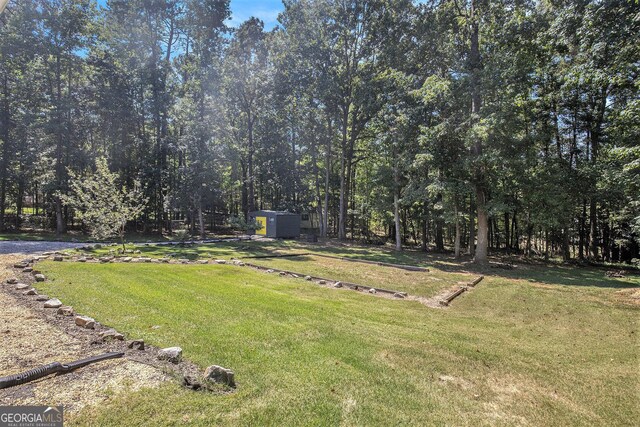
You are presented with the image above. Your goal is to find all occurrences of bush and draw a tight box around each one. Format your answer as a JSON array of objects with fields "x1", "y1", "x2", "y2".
[{"x1": 227, "y1": 216, "x2": 262, "y2": 233}]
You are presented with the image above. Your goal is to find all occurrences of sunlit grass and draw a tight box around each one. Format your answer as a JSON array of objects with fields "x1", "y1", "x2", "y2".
[{"x1": 35, "y1": 255, "x2": 639, "y2": 426}]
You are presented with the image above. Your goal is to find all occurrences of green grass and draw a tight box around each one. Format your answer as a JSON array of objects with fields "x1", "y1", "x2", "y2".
[{"x1": 35, "y1": 252, "x2": 639, "y2": 426}]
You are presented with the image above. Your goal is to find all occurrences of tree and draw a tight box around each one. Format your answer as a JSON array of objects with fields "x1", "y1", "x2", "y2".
[{"x1": 62, "y1": 157, "x2": 147, "y2": 250}]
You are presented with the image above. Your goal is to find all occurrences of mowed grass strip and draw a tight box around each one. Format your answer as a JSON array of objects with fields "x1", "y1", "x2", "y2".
[
  {"x1": 35, "y1": 261, "x2": 639, "y2": 426},
  {"x1": 245, "y1": 254, "x2": 469, "y2": 298}
]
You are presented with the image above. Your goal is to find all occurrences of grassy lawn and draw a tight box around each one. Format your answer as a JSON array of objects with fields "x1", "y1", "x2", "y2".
[{"x1": 35, "y1": 255, "x2": 639, "y2": 426}]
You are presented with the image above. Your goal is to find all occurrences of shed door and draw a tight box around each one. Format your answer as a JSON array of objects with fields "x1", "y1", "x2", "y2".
[{"x1": 255, "y1": 216, "x2": 267, "y2": 235}]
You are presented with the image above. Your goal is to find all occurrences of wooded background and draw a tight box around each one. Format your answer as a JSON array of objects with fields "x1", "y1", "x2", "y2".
[{"x1": 0, "y1": 0, "x2": 638, "y2": 263}]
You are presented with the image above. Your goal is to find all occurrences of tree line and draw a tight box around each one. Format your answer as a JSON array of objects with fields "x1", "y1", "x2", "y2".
[{"x1": 0, "y1": 0, "x2": 638, "y2": 263}]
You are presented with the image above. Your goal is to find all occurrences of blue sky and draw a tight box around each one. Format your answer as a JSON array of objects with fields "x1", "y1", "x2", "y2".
[
  {"x1": 96, "y1": 0, "x2": 284, "y2": 30},
  {"x1": 228, "y1": 0, "x2": 283, "y2": 30}
]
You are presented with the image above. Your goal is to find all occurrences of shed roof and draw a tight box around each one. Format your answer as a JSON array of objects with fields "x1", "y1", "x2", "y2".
[{"x1": 252, "y1": 210, "x2": 299, "y2": 216}]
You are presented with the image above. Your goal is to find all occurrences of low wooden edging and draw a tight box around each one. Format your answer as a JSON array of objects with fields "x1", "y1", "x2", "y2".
[
  {"x1": 438, "y1": 276, "x2": 484, "y2": 307},
  {"x1": 240, "y1": 261, "x2": 408, "y2": 298}
]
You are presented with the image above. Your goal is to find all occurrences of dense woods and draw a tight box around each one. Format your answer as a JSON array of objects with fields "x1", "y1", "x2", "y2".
[{"x1": 0, "y1": 0, "x2": 638, "y2": 263}]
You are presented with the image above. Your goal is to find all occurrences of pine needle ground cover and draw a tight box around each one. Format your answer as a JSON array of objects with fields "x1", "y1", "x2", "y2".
[{"x1": 35, "y1": 251, "x2": 639, "y2": 426}]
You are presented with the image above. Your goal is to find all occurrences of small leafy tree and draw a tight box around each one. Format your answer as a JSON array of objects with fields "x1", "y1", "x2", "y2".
[{"x1": 62, "y1": 158, "x2": 147, "y2": 251}]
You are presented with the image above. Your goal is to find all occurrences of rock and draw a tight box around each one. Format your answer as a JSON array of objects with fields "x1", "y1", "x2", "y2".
[
  {"x1": 44, "y1": 299, "x2": 63, "y2": 309},
  {"x1": 318, "y1": 280, "x2": 326, "y2": 285},
  {"x1": 179, "y1": 259, "x2": 190, "y2": 264},
  {"x1": 133, "y1": 250, "x2": 141, "y2": 254},
  {"x1": 266, "y1": 269, "x2": 274, "y2": 273},
  {"x1": 57, "y1": 306, "x2": 74, "y2": 316},
  {"x1": 151, "y1": 258, "x2": 160, "y2": 263},
  {"x1": 30, "y1": 270, "x2": 41, "y2": 275},
  {"x1": 6, "y1": 278, "x2": 18, "y2": 285},
  {"x1": 53, "y1": 255, "x2": 64, "y2": 261},
  {"x1": 34, "y1": 274, "x2": 46, "y2": 282},
  {"x1": 159, "y1": 258, "x2": 170, "y2": 263},
  {"x1": 23, "y1": 289, "x2": 38, "y2": 296},
  {"x1": 232, "y1": 260, "x2": 245, "y2": 266},
  {"x1": 279, "y1": 271, "x2": 286, "y2": 276},
  {"x1": 182, "y1": 375, "x2": 203, "y2": 390},
  {"x1": 74, "y1": 315, "x2": 96, "y2": 329},
  {"x1": 198, "y1": 260, "x2": 208, "y2": 264},
  {"x1": 333, "y1": 281, "x2": 342, "y2": 288},
  {"x1": 304, "y1": 275, "x2": 312, "y2": 281},
  {"x1": 291, "y1": 274, "x2": 299, "y2": 278},
  {"x1": 128, "y1": 339, "x2": 145, "y2": 350},
  {"x1": 35, "y1": 295, "x2": 49, "y2": 301},
  {"x1": 214, "y1": 259, "x2": 227, "y2": 264},
  {"x1": 15, "y1": 283, "x2": 30, "y2": 290},
  {"x1": 368, "y1": 288, "x2": 377, "y2": 294},
  {"x1": 204, "y1": 365, "x2": 236, "y2": 387},
  {"x1": 158, "y1": 347, "x2": 182, "y2": 363},
  {"x1": 77, "y1": 257, "x2": 87, "y2": 262},
  {"x1": 393, "y1": 292, "x2": 406, "y2": 299},
  {"x1": 100, "y1": 329, "x2": 124, "y2": 341},
  {"x1": 13, "y1": 263, "x2": 27, "y2": 269},
  {"x1": 23, "y1": 267, "x2": 33, "y2": 273},
  {"x1": 121, "y1": 257, "x2": 132, "y2": 262}
]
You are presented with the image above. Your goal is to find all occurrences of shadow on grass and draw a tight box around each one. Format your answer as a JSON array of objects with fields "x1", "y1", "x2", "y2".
[
  {"x1": 80, "y1": 238, "x2": 639, "y2": 290},
  {"x1": 295, "y1": 242, "x2": 639, "y2": 290}
]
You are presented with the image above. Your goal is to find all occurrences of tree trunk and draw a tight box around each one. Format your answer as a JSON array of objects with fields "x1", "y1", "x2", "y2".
[
  {"x1": 504, "y1": 212, "x2": 510, "y2": 251},
  {"x1": 421, "y1": 204, "x2": 428, "y2": 252},
  {"x1": 469, "y1": 1, "x2": 487, "y2": 264},
  {"x1": 247, "y1": 113, "x2": 255, "y2": 218},
  {"x1": 454, "y1": 203, "x2": 461, "y2": 259},
  {"x1": 55, "y1": 52, "x2": 66, "y2": 235},
  {"x1": 323, "y1": 119, "x2": 331, "y2": 237},
  {"x1": 589, "y1": 199, "x2": 598, "y2": 259},
  {"x1": 468, "y1": 197, "x2": 475, "y2": 255},
  {"x1": 0, "y1": 71, "x2": 9, "y2": 232},
  {"x1": 393, "y1": 157, "x2": 402, "y2": 252},
  {"x1": 579, "y1": 199, "x2": 586, "y2": 259},
  {"x1": 562, "y1": 227, "x2": 571, "y2": 261},
  {"x1": 198, "y1": 197, "x2": 205, "y2": 239}
]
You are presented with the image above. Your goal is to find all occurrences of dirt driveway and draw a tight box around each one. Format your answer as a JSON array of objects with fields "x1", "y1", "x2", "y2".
[{"x1": 0, "y1": 241, "x2": 88, "y2": 255}]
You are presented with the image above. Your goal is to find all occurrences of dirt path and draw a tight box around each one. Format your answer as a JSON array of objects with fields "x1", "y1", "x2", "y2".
[{"x1": 0, "y1": 254, "x2": 169, "y2": 413}]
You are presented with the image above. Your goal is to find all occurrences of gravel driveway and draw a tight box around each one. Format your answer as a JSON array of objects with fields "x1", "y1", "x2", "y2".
[{"x1": 0, "y1": 241, "x2": 88, "y2": 254}]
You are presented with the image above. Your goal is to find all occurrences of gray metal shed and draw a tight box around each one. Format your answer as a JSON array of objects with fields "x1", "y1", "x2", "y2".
[{"x1": 249, "y1": 210, "x2": 301, "y2": 239}]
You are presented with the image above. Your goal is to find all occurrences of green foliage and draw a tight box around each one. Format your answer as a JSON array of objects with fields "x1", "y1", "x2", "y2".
[
  {"x1": 0, "y1": 0, "x2": 638, "y2": 261},
  {"x1": 61, "y1": 158, "x2": 147, "y2": 247},
  {"x1": 226, "y1": 215, "x2": 262, "y2": 233}
]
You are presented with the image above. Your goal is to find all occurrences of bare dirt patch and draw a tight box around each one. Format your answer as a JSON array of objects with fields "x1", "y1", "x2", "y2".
[{"x1": 614, "y1": 287, "x2": 640, "y2": 306}]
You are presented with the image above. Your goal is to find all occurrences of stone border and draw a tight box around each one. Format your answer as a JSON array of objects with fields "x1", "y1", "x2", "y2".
[
  {"x1": 239, "y1": 261, "x2": 408, "y2": 299},
  {"x1": 36, "y1": 251, "x2": 464, "y2": 307},
  {"x1": 2, "y1": 255, "x2": 237, "y2": 392},
  {"x1": 42, "y1": 253, "x2": 411, "y2": 300}
]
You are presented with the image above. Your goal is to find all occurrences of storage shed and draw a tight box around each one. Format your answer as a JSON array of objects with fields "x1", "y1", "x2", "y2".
[{"x1": 249, "y1": 210, "x2": 301, "y2": 239}]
